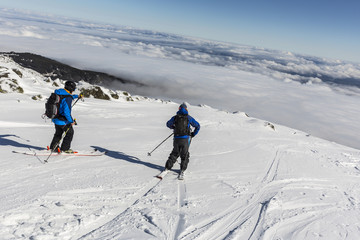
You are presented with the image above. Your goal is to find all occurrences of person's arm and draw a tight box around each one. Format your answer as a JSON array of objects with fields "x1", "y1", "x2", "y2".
[
  {"x1": 166, "y1": 116, "x2": 176, "y2": 129},
  {"x1": 189, "y1": 116, "x2": 200, "y2": 137},
  {"x1": 62, "y1": 98, "x2": 74, "y2": 124}
]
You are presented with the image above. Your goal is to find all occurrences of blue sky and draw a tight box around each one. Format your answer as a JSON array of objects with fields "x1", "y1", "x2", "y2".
[{"x1": 0, "y1": 0, "x2": 359, "y2": 62}]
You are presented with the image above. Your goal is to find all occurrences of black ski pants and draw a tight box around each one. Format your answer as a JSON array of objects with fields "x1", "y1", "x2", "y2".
[
  {"x1": 50, "y1": 124, "x2": 74, "y2": 151},
  {"x1": 165, "y1": 138, "x2": 190, "y2": 171}
]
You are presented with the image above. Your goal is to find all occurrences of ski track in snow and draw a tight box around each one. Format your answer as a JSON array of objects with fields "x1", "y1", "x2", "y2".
[
  {"x1": 78, "y1": 170, "x2": 188, "y2": 240},
  {"x1": 174, "y1": 178, "x2": 187, "y2": 239},
  {"x1": 178, "y1": 148, "x2": 282, "y2": 240},
  {"x1": 77, "y1": 172, "x2": 166, "y2": 239}
]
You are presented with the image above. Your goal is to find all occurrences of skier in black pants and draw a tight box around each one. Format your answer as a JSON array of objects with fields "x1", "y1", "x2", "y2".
[
  {"x1": 49, "y1": 81, "x2": 80, "y2": 153},
  {"x1": 165, "y1": 103, "x2": 200, "y2": 178}
]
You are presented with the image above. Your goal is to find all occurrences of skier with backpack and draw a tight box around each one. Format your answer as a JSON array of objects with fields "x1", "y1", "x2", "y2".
[
  {"x1": 47, "y1": 80, "x2": 81, "y2": 153},
  {"x1": 165, "y1": 103, "x2": 200, "y2": 179}
]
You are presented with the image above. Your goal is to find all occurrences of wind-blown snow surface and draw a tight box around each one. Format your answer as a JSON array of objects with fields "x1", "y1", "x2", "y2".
[
  {"x1": 1, "y1": 55, "x2": 360, "y2": 240},
  {"x1": 1, "y1": 8, "x2": 360, "y2": 150}
]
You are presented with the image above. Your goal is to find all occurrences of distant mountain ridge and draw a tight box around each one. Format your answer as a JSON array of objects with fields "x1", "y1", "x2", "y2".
[{"x1": 1, "y1": 52, "x2": 143, "y2": 87}]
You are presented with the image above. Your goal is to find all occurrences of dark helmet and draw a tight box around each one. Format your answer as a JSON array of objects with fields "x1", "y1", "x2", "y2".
[
  {"x1": 65, "y1": 80, "x2": 76, "y2": 92},
  {"x1": 179, "y1": 103, "x2": 187, "y2": 110}
]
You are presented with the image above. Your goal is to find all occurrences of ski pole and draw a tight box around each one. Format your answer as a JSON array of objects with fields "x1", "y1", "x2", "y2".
[
  {"x1": 71, "y1": 93, "x2": 84, "y2": 108},
  {"x1": 44, "y1": 121, "x2": 76, "y2": 163},
  {"x1": 148, "y1": 133, "x2": 174, "y2": 156},
  {"x1": 72, "y1": 96, "x2": 81, "y2": 107}
]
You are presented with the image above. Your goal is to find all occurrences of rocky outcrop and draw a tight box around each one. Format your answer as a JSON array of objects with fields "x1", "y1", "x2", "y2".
[{"x1": 2, "y1": 52, "x2": 143, "y2": 87}]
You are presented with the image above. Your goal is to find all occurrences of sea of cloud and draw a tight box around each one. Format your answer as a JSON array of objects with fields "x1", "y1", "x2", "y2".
[{"x1": 1, "y1": 8, "x2": 360, "y2": 149}]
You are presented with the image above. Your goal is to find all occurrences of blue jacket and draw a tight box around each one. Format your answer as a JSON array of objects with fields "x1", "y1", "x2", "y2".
[
  {"x1": 167, "y1": 107, "x2": 200, "y2": 139},
  {"x1": 52, "y1": 88, "x2": 79, "y2": 126}
]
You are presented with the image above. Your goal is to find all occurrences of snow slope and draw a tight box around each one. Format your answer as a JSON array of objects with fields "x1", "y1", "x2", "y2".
[{"x1": 1, "y1": 57, "x2": 360, "y2": 240}]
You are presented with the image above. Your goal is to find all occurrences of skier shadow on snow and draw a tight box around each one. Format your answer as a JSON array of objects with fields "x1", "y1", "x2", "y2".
[
  {"x1": 1, "y1": 134, "x2": 43, "y2": 150},
  {"x1": 91, "y1": 146, "x2": 163, "y2": 171}
]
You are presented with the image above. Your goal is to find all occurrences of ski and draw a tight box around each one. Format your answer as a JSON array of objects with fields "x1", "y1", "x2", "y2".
[
  {"x1": 155, "y1": 169, "x2": 169, "y2": 180},
  {"x1": 13, "y1": 149, "x2": 106, "y2": 157}
]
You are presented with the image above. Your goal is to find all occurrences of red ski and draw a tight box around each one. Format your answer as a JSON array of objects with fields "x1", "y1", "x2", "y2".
[{"x1": 13, "y1": 149, "x2": 106, "y2": 157}]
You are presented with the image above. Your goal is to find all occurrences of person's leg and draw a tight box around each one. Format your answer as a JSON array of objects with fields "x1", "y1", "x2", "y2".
[
  {"x1": 179, "y1": 138, "x2": 190, "y2": 171},
  {"x1": 50, "y1": 124, "x2": 64, "y2": 150},
  {"x1": 60, "y1": 125, "x2": 74, "y2": 151},
  {"x1": 165, "y1": 139, "x2": 180, "y2": 170}
]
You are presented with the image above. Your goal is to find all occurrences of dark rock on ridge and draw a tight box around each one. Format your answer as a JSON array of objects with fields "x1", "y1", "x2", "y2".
[{"x1": 2, "y1": 52, "x2": 143, "y2": 87}]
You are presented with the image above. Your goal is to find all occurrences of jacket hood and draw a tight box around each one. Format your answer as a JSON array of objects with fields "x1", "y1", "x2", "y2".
[
  {"x1": 177, "y1": 107, "x2": 188, "y2": 115},
  {"x1": 55, "y1": 88, "x2": 72, "y2": 96}
]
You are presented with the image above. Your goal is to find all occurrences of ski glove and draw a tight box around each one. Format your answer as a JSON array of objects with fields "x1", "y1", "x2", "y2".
[{"x1": 191, "y1": 132, "x2": 195, "y2": 138}]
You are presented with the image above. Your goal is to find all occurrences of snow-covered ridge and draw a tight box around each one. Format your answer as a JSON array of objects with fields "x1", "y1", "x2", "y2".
[{"x1": 0, "y1": 54, "x2": 145, "y2": 102}]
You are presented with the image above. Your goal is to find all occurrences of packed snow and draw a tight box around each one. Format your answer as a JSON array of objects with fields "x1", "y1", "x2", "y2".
[{"x1": 1, "y1": 52, "x2": 360, "y2": 240}]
